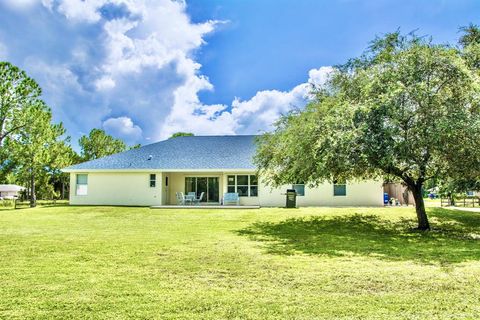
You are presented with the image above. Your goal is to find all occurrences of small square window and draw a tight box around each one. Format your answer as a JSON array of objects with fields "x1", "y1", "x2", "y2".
[
  {"x1": 292, "y1": 184, "x2": 305, "y2": 196},
  {"x1": 333, "y1": 184, "x2": 346, "y2": 196},
  {"x1": 249, "y1": 186, "x2": 258, "y2": 197},
  {"x1": 237, "y1": 175, "x2": 248, "y2": 185},
  {"x1": 227, "y1": 175, "x2": 236, "y2": 186},
  {"x1": 227, "y1": 186, "x2": 236, "y2": 193}
]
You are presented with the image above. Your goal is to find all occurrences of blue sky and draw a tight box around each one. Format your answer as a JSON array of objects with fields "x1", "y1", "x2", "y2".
[{"x1": 0, "y1": 0, "x2": 478, "y2": 148}]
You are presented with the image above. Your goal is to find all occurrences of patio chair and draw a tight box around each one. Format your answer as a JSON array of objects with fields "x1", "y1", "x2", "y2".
[
  {"x1": 223, "y1": 193, "x2": 240, "y2": 206},
  {"x1": 176, "y1": 192, "x2": 186, "y2": 205},
  {"x1": 192, "y1": 192, "x2": 204, "y2": 205}
]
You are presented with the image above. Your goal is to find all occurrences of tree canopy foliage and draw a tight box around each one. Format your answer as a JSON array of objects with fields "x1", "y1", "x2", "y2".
[
  {"x1": 6, "y1": 105, "x2": 72, "y2": 206},
  {"x1": 169, "y1": 132, "x2": 194, "y2": 139},
  {"x1": 255, "y1": 31, "x2": 480, "y2": 230},
  {"x1": 79, "y1": 129, "x2": 128, "y2": 161},
  {"x1": 0, "y1": 62, "x2": 43, "y2": 147}
]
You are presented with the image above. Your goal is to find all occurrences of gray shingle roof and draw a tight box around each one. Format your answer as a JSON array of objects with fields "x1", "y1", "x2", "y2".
[{"x1": 64, "y1": 135, "x2": 259, "y2": 171}]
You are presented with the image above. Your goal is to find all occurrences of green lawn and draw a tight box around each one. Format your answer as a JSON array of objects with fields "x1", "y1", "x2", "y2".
[{"x1": 0, "y1": 206, "x2": 479, "y2": 319}]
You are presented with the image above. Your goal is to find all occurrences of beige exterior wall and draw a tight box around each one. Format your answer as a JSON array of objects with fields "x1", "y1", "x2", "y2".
[
  {"x1": 257, "y1": 179, "x2": 383, "y2": 207},
  {"x1": 69, "y1": 170, "x2": 383, "y2": 207},
  {"x1": 69, "y1": 172, "x2": 163, "y2": 206}
]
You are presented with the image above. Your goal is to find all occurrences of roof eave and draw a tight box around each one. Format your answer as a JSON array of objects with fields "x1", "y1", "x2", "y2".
[{"x1": 62, "y1": 168, "x2": 257, "y2": 173}]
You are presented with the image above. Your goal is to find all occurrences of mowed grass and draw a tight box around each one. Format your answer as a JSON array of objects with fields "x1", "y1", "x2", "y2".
[{"x1": 0, "y1": 206, "x2": 479, "y2": 319}]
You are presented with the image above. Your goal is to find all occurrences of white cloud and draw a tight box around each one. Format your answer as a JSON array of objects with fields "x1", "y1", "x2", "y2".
[
  {"x1": 99, "y1": 1, "x2": 217, "y2": 77},
  {"x1": 95, "y1": 75, "x2": 116, "y2": 90},
  {"x1": 160, "y1": 66, "x2": 334, "y2": 139},
  {"x1": 308, "y1": 66, "x2": 333, "y2": 85},
  {"x1": 3, "y1": 0, "x2": 333, "y2": 147},
  {"x1": 103, "y1": 116, "x2": 143, "y2": 144},
  {"x1": 56, "y1": 0, "x2": 105, "y2": 23}
]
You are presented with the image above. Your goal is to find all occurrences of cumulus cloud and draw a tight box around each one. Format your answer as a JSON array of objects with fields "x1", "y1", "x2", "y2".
[
  {"x1": 103, "y1": 116, "x2": 143, "y2": 144},
  {"x1": 0, "y1": 0, "x2": 332, "y2": 148},
  {"x1": 95, "y1": 75, "x2": 116, "y2": 91},
  {"x1": 160, "y1": 66, "x2": 333, "y2": 138},
  {"x1": 56, "y1": 0, "x2": 105, "y2": 23}
]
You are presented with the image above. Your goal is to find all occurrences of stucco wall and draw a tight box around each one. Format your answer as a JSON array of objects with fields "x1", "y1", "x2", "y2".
[
  {"x1": 257, "y1": 180, "x2": 384, "y2": 207},
  {"x1": 69, "y1": 172, "x2": 163, "y2": 206},
  {"x1": 220, "y1": 173, "x2": 382, "y2": 207},
  {"x1": 68, "y1": 171, "x2": 383, "y2": 207}
]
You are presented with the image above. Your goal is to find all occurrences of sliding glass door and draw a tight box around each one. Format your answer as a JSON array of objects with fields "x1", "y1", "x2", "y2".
[{"x1": 185, "y1": 177, "x2": 219, "y2": 203}]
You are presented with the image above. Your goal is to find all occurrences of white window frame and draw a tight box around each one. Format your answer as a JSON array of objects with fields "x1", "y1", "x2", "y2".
[
  {"x1": 76, "y1": 174, "x2": 88, "y2": 196},
  {"x1": 333, "y1": 181, "x2": 347, "y2": 197},
  {"x1": 292, "y1": 184, "x2": 305, "y2": 196},
  {"x1": 150, "y1": 174, "x2": 156, "y2": 188},
  {"x1": 227, "y1": 174, "x2": 258, "y2": 197}
]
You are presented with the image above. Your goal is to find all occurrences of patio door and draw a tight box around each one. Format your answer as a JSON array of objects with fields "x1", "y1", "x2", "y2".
[{"x1": 185, "y1": 177, "x2": 219, "y2": 203}]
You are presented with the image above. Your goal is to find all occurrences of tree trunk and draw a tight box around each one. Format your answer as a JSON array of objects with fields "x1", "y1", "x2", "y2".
[
  {"x1": 30, "y1": 171, "x2": 36, "y2": 208},
  {"x1": 410, "y1": 184, "x2": 430, "y2": 230}
]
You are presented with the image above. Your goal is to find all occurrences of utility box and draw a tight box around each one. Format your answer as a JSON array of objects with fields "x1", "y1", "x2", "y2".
[{"x1": 285, "y1": 189, "x2": 297, "y2": 208}]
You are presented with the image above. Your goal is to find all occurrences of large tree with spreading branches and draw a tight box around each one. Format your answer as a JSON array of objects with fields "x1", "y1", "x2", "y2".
[{"x1": 255, "y1": 31, "x2": 480, "y2": 230}]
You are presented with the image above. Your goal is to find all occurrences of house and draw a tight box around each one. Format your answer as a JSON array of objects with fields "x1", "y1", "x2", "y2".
[
  {"x1": 62, "y1": 135, "x2": 383, "y2": 207},
  {"x1": 0, "y1": 184, "x2": 25, "y2": 199}
]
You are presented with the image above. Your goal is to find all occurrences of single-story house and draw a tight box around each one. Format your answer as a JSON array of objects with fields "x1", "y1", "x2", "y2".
[
  {"x1": 0, "y1": 184, "x2": 25, "y2": 199},
  {"x1": 62, "y1": 135, "x2": 383, "y2": 207}
]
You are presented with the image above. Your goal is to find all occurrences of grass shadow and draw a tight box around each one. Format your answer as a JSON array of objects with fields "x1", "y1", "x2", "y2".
[{"x1": 237, "y1": 209, "x2": 480, "y2": 264}]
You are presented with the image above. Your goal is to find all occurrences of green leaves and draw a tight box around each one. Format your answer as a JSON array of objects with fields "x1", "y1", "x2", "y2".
[
  {"x1": 0, "y1": 62, "x2": 42, "y2": 145},
  {"x1": 79, "y1": 129, "x2": 128, "y2": 161},
  {"x1": 255, "y1": 31, "x2": 480, "y2": 229}
]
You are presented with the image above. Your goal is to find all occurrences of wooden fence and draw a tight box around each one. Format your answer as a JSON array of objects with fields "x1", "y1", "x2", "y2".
[{"x1": 440, "y1": 196, "x2": 480, "y2": 207}]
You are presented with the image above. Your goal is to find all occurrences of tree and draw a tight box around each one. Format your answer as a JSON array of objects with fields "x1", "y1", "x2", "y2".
[
  {"x1": 255, "y1": 32, "x2": 480, "y2": 230},
  {"x1": 6, "y1": 104, "x2": 69, "y2": 207},
  {"x1": 79, "y1": 129, "x2": 127, "y2": 161},
  {"x1": 169, "y1": 132, "x2": 194, "y2": 139},
  {"x1": 459, "y1": 24, "x2": 480, "y2": 47},
  {"x1": 0, "y1": 62, "x2": 42, "y2": 147},
  {"x1": 459, "y1": 24, "x2": 480, "y2": 70}
]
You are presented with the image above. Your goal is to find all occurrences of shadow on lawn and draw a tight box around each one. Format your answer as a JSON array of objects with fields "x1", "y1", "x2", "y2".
[{"x1": 237, "y1": 208, "x2": 480, "y2": 264}]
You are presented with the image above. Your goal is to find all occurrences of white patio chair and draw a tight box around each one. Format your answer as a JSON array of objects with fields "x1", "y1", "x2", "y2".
[
  {"x1": 193, "y1": 192, "x2": 204, "y2": 205},
  {"x1": 176, "y1": 192, "x2": 187, "y2": 205}
]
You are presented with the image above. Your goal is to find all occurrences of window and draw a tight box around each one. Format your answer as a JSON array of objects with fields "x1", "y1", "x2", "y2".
[
  {"x1": 333, "y1": 180, "x2": 346, "y2": 196},
  {"x1": 249, "y1": 175, "x2": 258, "y2": 197},
  {"x1": 237, "y1": 175, "x2": 249, "y2": 197},
  {"x1": 150, "y1": 174, "x2": 156, "y2": 188},
  {"x1": 292, "y1": 184, "x2": 305, "y2": 196},
  {"x1": 227, "y1": 175, "x2": 258, "y2": 197},
  {"x1": 76, "y1": 174, "x2": 88, "y2": 196},
  {"x1": 165, "y1": 176, "x2": 169, "y2": 187},
  {"x1": 227, "y1": 175, "x2": 236, "y2": 193}
]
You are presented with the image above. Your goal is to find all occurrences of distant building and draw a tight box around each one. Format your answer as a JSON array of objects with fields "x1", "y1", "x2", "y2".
[{"x1": 0, "y1": 184, "x2": 26, "y2": 198}]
